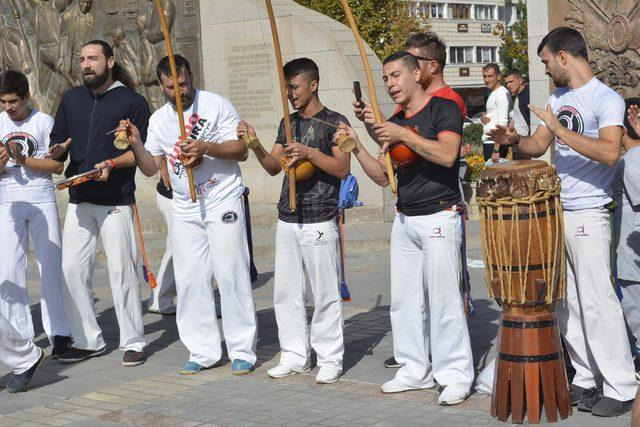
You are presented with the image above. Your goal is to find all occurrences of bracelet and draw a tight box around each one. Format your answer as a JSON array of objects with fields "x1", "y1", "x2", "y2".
[{"x1": 106, "y1": 159, "x2": 116, "y2": 170}]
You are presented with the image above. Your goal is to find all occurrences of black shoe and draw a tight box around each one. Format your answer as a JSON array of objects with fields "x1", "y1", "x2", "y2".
[
  {"x1": 591, "y1": 396, "x2": 634, "y2": 417},
  {"x1": 51, "y1": 336, "x2": 73, "y2": 359},
  {"x1": 58, "y1": 346, "x2": 106, "y2": 363},
  {"x1": 569, "y1": 384, "x2": 587, "y2": 405},
  {"x1": 122, "y1": 350, "x2": 146, "y2": 367},
  {"x1": 7, "y1": 348, "x2": 44, "y2": 393},
  {"x1": 576, "y1": 386, "x2": 603, "y2": 412},
  {"x1": 384, "y1": 357, "x2": 401, "y2": 368}
]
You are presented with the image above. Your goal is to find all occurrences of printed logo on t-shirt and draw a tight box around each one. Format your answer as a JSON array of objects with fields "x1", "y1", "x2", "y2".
[
  {"x1": 1, "y1": 131, "x2": 38, "y2": 166},
  {"x1": 555, "y1": 106, "x2": 584, "y2": 150},
  {"x1": 168, "y1": 113, "x2": 214, "y2": 178}
]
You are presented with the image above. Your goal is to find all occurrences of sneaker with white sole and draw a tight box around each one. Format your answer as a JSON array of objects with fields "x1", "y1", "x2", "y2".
[
  {"x1": 316, "y1": 366, "x2": 341, "y2": 384},
  {"x1": 438, "y1": 386, "x2": 471, "y2": 405},
  {"x1": 267, "y1": 363, "x2": 311, "y2": 379},
  {"x1": 380, "y1": 377, "x2": 436, "y2": 393}
]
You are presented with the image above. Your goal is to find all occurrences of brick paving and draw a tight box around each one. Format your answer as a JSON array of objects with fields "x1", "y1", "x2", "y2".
[{"x1": 0, "y1": 222, "x2": 633, "y2": 426}]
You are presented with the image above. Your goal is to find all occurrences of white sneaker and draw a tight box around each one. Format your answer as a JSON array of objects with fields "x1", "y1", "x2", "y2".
[
  {"x1": 380, "y1": 377, "x2": 436, "y2": 393},
  {"x1": 316, "y1": 366, "x2": 341, "y2": 384},
  {"x1": 267, "y1": 363, "x2": 311, "y2": 379},
  {"x1": 438, "y1": 386, "x2": 471, "y2": 405}
]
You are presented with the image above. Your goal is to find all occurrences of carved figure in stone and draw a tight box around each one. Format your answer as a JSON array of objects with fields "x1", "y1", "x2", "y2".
[
  {"x1": 23, "y1": 0, "x2": 70, "y2": 112},
  {"x1": 136, "y1": 14, "x2": 164, "y2": 111},
  {"x1": 0, "y1": 15, "x2": 31, "y2": 74},
  {"x1": 60, "y1": 0, "x2": 94, "y2": 84},
  {"x1": 145, "y1": 0, "x2": 176, "y2": 46},
  {"x1": 112, "y1": 27, "x2": 140, "y2": 91},
  {"x1": 567, "y1": 0, "x2": 640, "y2": 96}
]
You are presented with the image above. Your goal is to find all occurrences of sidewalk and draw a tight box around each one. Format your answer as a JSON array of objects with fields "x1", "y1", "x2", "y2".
[{"x1": 0, "y1": 223, "x2": 632, "y2": 426}]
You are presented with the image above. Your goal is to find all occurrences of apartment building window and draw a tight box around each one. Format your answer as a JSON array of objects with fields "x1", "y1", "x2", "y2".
[
  {"x1": 448, "y1": 3, "x2": 471, "y2": 19},
  {"x1": 476, "y1": 46, "x2": 497, "y2": 63},
  {"x1": 428, "y1": 3, "x2": 445, "y2": 19},
  {"x1": 405, "y1": 1, "x2": 429, "y2": 18},
  {"x1": 450, "y1": 46, "x2": 474, "y2": 64},
  {"x1": 475, "y1": 5, "x2": 495, "y2": 20}
]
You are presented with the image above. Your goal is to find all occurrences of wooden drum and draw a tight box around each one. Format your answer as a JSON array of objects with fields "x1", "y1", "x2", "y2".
[{"x1": 476, "y1": 160, "x2": 571, "y2": 424}]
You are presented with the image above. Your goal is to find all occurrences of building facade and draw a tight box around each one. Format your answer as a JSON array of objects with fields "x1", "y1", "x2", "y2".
[{"x1": 403, "y1": 1, "x2": 522, "y2": 115}]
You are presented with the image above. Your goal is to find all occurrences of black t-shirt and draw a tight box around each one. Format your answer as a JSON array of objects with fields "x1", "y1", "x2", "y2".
[
  {"x1": 390, "y1": 97, "x2": 462, "y2": 216},
  {"x1": 276, "y1": 107, "x2": 349, "y2": 224},
  {"x1": 517, "y1": 86, "x2": 531, "y2": 129}
]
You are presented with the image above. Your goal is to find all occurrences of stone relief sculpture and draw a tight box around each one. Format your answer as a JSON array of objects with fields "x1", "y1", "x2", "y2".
[
  {"x1": 136, "y1": 14, "x2": 165, "y2": 111},
  {"x1": 566, "y1": 0, "x2": 640, "y2": 97},
  {"x1": 60, "y1": 0, "x2": 94, "y2": 84},
  {"x1": 112, "y1": 27, "x2": 140, "y2": 90},
  {"x1": 145, "y1": 0, "x2": 176, "y2": 46},
  {"x1": 0, "y1": 0, "x2": 198, "y2": 114}
]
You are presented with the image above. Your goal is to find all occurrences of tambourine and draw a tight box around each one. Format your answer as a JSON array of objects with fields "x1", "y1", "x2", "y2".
[{"x1": 51, "y1": 168, "x2": 101, "y2": 191}]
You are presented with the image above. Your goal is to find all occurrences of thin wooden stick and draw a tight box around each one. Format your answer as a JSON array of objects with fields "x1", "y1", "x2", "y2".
[
  {"x1": 339, "y1": 0, "x2": 397, "y2": 194},
  {"x1": 266, "y1": 0, "x2": 296, "y2": 212},
  {"x1": 133, "y1": 204, "x2": 157, "y2": 290},
  {"x1": 299, "y1": 114, "x2": 340, "y2": 129},
  {"x1": 156, "y1": 0, "x2": 197, "y2": 202}
]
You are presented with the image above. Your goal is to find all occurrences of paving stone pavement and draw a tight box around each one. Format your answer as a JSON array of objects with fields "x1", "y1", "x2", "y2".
[{"x1": 0, "y1": 221, "x2": 633, "y2": 426}]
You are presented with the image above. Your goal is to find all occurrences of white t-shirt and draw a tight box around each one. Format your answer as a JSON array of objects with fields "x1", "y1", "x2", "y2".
[
  {"x1": 482, "y1": 85, "x2": 510, "y2": 143},
  {"x1": 0, "y1": 110, "x2": 56, "y2": 204},
  {"x1": 545, "y1": 77, "x2": 625, "y2": 210},
  {"x1": 145, "y1": 90, "x2": 244, "y2": 217}
]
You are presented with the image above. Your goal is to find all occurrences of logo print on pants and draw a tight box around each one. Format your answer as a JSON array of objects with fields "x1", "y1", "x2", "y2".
[
  {"x1": 221, "y1": 211, "x2": 238, "y2": 224},
  {"x1": 574, "y1": 224, "x2": 589, "y2": 237},
  {"x1": 431, "y1": 227, "x2": 444, "y2": 239},
  {"x1": 313, "y1": 230, "x2": 327, "y2": 246}
]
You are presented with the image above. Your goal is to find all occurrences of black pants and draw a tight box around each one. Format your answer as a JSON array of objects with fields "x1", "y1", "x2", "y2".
[{"x1": 483, "y1": 143, "x2": 509, "y2": 161}]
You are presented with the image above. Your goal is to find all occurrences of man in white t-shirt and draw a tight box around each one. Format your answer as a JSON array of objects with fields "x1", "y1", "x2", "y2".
[
  {"x1": 481, "y1": 63, "x2": 510, "y2": 161},
  {"x1": 489, "y1": 27, "x2": 636, "y2": 417},
  {"x1": 0, "y1": 70, "x2": 71, "y2": 359},
  {"x1": 121, "y1": 55, "x2": 257, "y2": 376}
]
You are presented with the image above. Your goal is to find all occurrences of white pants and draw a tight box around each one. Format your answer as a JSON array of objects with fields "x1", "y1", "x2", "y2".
[
  {"x1": 0, "y1": 313, "x2": 41, "y2": 374},
  {"x1": 149, "y1": 193, "x2": 176, "y2": 311},
  {"x1": 172, "y1": 196, "x2": 257, "y2": 367},
  {"x1": 620, "y1": 280, "x2": 640, "y2": 356},
  {"x1": 0, "y1": 202, "x2": 69, "y2": 342},
  {"x1": 274, "y1": 219, "x2": 344, "y2": 370},
  {"x1": 390, "y1": 210, "x2": 474, "y2": 392},
  {"x1": 558, "y1": 208, "x2": 636, "y2": 401},
  {"x1": 61, "y1": 202, "x2": 145, "y2": 352}
]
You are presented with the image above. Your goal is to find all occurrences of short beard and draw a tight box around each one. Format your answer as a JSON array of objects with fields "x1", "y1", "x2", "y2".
[{"x1": 83, "y1": 69, "x2": 109, "y2": 90}]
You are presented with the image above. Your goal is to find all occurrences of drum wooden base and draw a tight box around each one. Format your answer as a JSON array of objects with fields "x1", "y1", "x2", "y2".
[{"x1": 491, "y1": 310, "x2": 572, "y2": 424}]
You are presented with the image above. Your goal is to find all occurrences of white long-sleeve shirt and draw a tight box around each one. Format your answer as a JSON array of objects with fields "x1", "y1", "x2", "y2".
[{"x1": 482, "y1": 85, "x2": 510, "y2": 143}]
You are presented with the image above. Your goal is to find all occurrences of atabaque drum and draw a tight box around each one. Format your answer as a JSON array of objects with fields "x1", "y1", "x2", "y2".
[
  {"x1": 476, "y1": 160, "x2": 571, "y2": 424},
  {"x1": 476, "y1": 160, "x2": 565, "y2": 307}
]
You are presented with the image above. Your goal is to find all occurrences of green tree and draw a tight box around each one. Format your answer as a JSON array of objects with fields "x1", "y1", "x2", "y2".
[
  {"x1": 294, "y1": 0, "x2": 425, "y2": 60},
  {"x1": 493, "y1": 1, "x2": 528, "y2": 76}
]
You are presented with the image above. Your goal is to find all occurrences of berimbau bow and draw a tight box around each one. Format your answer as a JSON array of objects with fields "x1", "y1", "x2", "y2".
[
  {"x1": 155, "y1": 0, "x2": 197, "y2": 202},
  {"x1": 340, "y1": 0, "x2": 397, "y2": 195},
  {"x1": 265, "y1": 0, "x2": 297, "y2": 213}
]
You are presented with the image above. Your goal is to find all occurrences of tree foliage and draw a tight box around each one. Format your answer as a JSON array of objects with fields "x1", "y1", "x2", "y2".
[
  {"x1": 493, "y1": 1, "x2": 528, "y2": 77},
  {"x1": 294, "y1": 0, "x2": 425, "y2": 60}
]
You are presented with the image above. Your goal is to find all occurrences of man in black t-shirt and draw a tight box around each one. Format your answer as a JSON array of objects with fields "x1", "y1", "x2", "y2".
[
  {"x1": 237, "y1": 58, "x2": 350, "y2": 384},
  {"x1": 337, "y1": 52, "x2": 474, "y2": 405}
]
